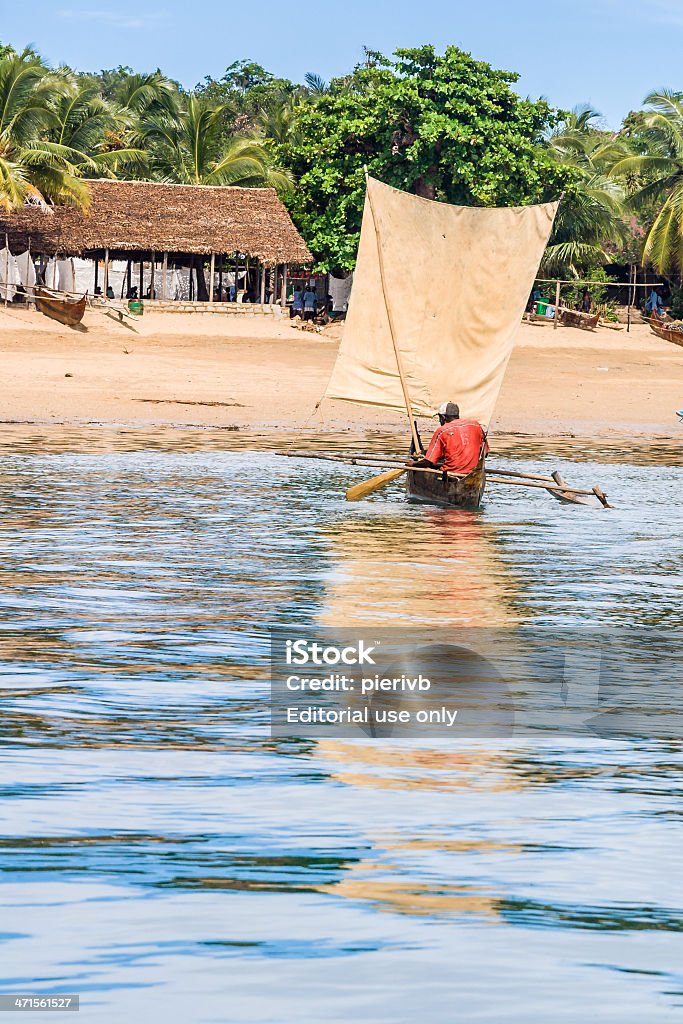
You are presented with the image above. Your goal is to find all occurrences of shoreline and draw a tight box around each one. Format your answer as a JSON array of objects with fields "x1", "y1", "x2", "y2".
[{"x1": 1, "y1": 308, "x2": 682, "y2": 447}]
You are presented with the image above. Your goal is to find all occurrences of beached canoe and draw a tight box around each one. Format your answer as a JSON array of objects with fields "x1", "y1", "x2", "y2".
[
  {"x1": 35, "y1": 287, "x2": 87, "y2": 327},
  {"x1": 649, "y1": 318, "x2": 683, "y2": 348},
  {"x1": 406, "y1": 454, "x2": 486, "y2": 509},
  {"x1": 557, "y1": 307, "x2": 599, "y2": 330}
]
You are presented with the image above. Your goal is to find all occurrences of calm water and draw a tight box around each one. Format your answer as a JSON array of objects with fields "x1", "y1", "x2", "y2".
[{"x1": 0, "y1": 427, "x2": 682, "y2": 1022}]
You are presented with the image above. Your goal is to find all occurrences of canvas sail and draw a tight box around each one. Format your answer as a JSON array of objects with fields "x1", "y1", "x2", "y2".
[{"x1": 324, "y1": 177, "x2": 558, "y2": 426}]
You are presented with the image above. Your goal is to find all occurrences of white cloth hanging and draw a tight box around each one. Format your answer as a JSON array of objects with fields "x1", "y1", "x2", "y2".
[
  {"x1": 14, "y1": 251, "x2": 37, "y2": 300},
  {"x1": 0, "y1": 247, "x2": 19, "y2": 303},
  {"x1": 57, "y1": 258, "x2": 75, "y2": 294},
  {"x1": 44, "y1": 258, "x2": 58, "y2": 289},
  {"x1": 73, "y1": 258, "x2": 96, "y2": 295}
]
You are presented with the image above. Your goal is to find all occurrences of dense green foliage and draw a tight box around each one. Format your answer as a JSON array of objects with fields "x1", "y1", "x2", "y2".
[
  {"x1": 278, "y1": 46, "x2": 570, "y2": 269},
  {"x1": 2, "y1": 39, "x2": 683, "y2": 278}
]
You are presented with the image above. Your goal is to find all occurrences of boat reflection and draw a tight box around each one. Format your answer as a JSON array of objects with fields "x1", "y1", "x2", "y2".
[
  {"x1": 312, "y1": 504, "x2": 526, "y2": 918},
  {"x1": 319, "y1": 505, "x2": 520, "y2": 628}
]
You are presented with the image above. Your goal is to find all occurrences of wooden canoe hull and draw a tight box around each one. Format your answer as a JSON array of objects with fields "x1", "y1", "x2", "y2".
[
  {"x1": 35, "y1": 288, "x2": 86, "y2": 326},
  {"x1": 557, "y1": 308, "x2": 599, "y2": 330},
  {"x1": 406, "y1": 455, "x2": 486, "y2": 509},
  {"x1": 649, "y1": 319, "x2": 683, "y2": 348}
]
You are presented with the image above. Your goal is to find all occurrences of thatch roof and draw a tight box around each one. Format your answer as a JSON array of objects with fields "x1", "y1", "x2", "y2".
[{"x1": 0, "y1": 179, "x2": 311, "y2": 265}]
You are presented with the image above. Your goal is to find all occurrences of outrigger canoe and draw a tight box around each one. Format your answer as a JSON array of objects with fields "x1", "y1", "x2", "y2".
[
  {"x1": 297, "y1": 176, "x2": 608, "y2": 509},
  {"x1": 35, "y1": 287, "x2": 86, "y2": 327},
  {"x1": 406, "y1": 454, "x2": 487, "y2": 509}
]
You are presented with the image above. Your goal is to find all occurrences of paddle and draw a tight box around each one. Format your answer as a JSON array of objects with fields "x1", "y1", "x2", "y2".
[{"x1": 345, "y1": 467, "x2": 406, "y2": 501}]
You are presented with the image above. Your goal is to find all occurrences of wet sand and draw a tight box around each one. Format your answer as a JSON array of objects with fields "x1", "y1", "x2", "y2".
[{"x1": 1, "y1": 305, "x2": 681, "y2": 441}]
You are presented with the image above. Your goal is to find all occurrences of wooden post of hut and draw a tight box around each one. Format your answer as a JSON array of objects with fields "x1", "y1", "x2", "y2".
[
  {"x1": 627, "y1": 263, "x2": 635, "y2": 333},
  {"x1": 139, "y1": 259, "x2": 143, "y2": 301},
  {"x1": 150, "y1": 251, "x2": 155, "y2": 300},
  {"x1": 260, "y1": 264, "x2": 266, "y2": 305},
  {"x1": 3, "y1": 234, "x2": 8, "y2": 308},
  {"x1": 162, "y1": 252, "x2": 168, "y2": 300},
  {"x1": 281, "y1": 265, "x2": 288, "y2": 308},
  {"x1": 103, "y1": 248, "x2": 110, "y2": 300},
  {"x1": 209, "y1": 253, "x2": 215, "y2": 303}
]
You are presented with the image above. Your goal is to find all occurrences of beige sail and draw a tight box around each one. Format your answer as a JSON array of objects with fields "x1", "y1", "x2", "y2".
[{"x1": 324, "y1": 177, "x2": 558, "y2": 426}]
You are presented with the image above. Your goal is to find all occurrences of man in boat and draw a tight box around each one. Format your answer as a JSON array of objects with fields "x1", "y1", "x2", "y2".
[{"x1": 410, "y1": 402, "x2": 488, "y2": 476}]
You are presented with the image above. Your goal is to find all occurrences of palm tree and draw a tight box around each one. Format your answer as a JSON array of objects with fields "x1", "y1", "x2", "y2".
[
  {"x1": 114, "y1": 70, "x2": 180, "y2": 121},
  {"x1": 304, "y1": 72, "x2": 329, "y2": 95},
  {"x1": 256, "y1": 90, "x2": 305, "y2": 147},
  {"x1": 0, "y1": 49, "x2": 88, "y2": 210},
  {"x1": 49, "y1": 77, "x2": 145, "y2": 178},
  {"x1": 610, "y1": 90, "x2": 683, "y2": 274},
  {"x1": 543, "y1": 105, "x2": 627, "y2": 275},
  {"x1": 142, "y1": 94, "x2": 292, "y2": 191}
]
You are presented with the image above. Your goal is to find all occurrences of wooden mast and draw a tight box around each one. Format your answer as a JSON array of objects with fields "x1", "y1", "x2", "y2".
[{"x1": 365, "y1": 171, "x2": 423, "y2": 455}]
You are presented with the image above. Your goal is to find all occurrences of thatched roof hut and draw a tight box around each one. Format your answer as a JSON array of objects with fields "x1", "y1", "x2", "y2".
[{"x1": 0, "y1": 179, "x2": 311, "y2": 266}]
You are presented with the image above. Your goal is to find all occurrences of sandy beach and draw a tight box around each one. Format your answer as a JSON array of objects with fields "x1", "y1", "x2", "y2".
[{"x1": 1, "y1": 304, "x2": 682, "y2": 441}]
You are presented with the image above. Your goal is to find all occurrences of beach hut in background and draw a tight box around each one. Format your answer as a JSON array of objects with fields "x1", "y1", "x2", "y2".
[{"x1": 0, "y1": 179, "x2": 312, "y2": 314}]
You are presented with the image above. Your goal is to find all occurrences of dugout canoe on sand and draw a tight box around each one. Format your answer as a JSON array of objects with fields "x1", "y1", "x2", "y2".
[
  {"x1": 35, "y1": 287, "x2": 87, "y2": 327},
  {"x1": 649, "y1": 318, "x2": 683, "y2": 348},
  {"x1": 282, "y1": 175, "x2": 611, "y2": 509},
  {"x1": 556, "y1": 307, "x2": 600, "y2": 330}
]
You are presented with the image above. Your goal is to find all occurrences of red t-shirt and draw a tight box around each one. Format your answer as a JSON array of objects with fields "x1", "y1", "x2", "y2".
[{"x1": 424, "y1": 419, "x2": 488, "y2": 474}]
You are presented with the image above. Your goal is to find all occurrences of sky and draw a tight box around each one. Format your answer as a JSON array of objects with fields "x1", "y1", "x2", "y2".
[{"x1": 3, "y1": 0, "x2": 683, "y2": 126}]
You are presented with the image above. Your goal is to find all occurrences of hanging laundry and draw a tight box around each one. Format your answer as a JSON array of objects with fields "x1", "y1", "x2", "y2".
[
  {"x1": 57, "y1": 258, "x2": 75, "y2": 294},
  {"x1": 15, "y1": 251, "x2": 37, "y2": 300},
  {"x1": 0, "y1": 246, "x2": 19, "y2": 303},
  {"x1": 44, "y1": 258, "x2": 58, "y2": 289}
]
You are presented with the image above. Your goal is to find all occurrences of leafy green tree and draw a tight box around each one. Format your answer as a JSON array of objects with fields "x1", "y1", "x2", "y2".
[
  {"x1": 196, "y1": 61, "x2": 297, "y2": 134},
  {"x1": 0, "y1": 48, "x2": 88, "y2": 209},
  {"x1": 279, "y1": 45, "x2": 568, "y2": 269}
]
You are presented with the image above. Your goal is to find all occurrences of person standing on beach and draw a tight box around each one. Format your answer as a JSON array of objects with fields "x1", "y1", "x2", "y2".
[
  {"x1": 291, "y1": 286, "x2": 304, "y2": 319},
  {"x1": 302, "y1": 285, "x2": 317, "y2": 321},
  {"x1": 410, "y1": 401, "x2": 488, "y2": 475},
  {"x1": 578, "y1": 288, "x2": 592, "y2": 313}
]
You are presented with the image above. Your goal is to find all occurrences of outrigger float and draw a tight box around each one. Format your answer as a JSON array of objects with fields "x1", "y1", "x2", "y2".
[{"x1": 281, "y1": 174, "x2": 611, "y2": 509}]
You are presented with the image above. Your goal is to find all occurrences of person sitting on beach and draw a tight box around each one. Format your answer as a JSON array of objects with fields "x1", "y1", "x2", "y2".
[
  {"x1": 410, "y1": 401, "x2": 488, "y2": 476},
  {"x1": 302, "y1": 286, "x2": 317, "y2": 321},
  {"x1": 645, "y1": 288, "x2": 665, "y2": 320},
  {"x1": 291, "y1": 286, "x2": 304, "y2": 319}
]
